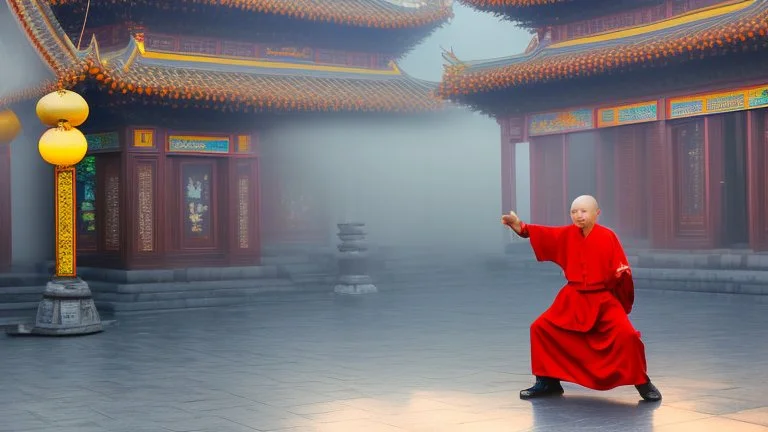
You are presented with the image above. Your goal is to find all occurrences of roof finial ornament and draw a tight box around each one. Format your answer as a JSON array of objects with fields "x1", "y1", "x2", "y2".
[{"x1": 440, "y1": 45, "x2": 464, "y2": 66}]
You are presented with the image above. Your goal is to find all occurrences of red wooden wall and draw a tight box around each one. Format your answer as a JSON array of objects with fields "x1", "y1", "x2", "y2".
[
  {"x1": 612, "y1": 125, "x2": 650, "y2": 240},
  {"x1": 530, "y1": 134, "x2": 567, "y2": 226},
  {"x1": 748, "y1": 110, "x2": 768, "y2": 251},
  {"x1": 77, "y1": 127, "x2": 261, "y2": 270}
]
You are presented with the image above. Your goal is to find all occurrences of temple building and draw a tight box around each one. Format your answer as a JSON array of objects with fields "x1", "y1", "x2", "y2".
[
  {"x1": 0, "y1": 0, "x2": 453, "y2": 269},
  {"x1": 0, "y1": 0, "x2": 473, "y2": 315},
  {"x1": 440, "y1": 0, "x2": 768, "y2": 254}
]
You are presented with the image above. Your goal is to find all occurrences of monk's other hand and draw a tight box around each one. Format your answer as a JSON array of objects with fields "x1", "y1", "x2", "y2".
[{"x1": 615, "y1": 264, "x2": 630, "y2": 278}]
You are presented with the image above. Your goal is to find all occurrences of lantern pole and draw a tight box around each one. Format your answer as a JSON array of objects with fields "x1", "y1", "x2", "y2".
[
  {"x1": 9, "y1": 90, "x2": 103, "y2": 336},
  {"x1": 54, "y1": 165, "x2": 78, "y2": 277}
]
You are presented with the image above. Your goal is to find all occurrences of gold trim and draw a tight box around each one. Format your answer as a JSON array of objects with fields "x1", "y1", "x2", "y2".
[
  {"x1": 551, "y1": 0, "x2": 755, "y2": 49},
  {"x1": 55, "y1": 166, "x2": 77, "y2": 277},
  {"x1": 139, "y1": 46, "x2": 402, "y2": 76}
]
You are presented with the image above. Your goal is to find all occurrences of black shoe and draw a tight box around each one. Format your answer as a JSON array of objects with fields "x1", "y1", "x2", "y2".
[
  {"x1": 520, "y1": 377, "x2": 564, "y2": 399},
  {"x1": 635, "y1": 381, "x2": 662, "y2": 402}
]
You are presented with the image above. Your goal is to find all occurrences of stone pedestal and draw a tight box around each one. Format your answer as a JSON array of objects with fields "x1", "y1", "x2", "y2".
[
  {"x1": 29, "y1": 277, "x2": 103, "y2": 336},
  {"x1": 334, "y1": 222, "x2": 377, "y2": 295}
]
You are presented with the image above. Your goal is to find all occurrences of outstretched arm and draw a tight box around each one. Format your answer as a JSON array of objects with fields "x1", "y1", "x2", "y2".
[{"x1": 501, "y1": 211, "x2": 568, "y2": 267}]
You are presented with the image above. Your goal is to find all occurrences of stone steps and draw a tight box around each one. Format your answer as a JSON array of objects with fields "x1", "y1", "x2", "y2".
[
  {"x1": 632, "y1": 267, "x2": 768, "y2": 295},
  {"x1": 630, "y1": 250, "x2": 768, "y2": 271},
  {"x1": 0, "y1": 273, "x2": 49, "y2": 325},
  {"x1": 93, "y1": 279, "x2": 325, "y2": 312}
]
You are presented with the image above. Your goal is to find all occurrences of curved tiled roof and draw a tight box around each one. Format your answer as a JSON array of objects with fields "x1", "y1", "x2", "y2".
[
  {"x1": 48, "y1": 0, "x2": 454, "y2": 29},
  {"x1": 439, "y1": 0, "x2": 768, "y2": 100},
  {"x1": 1, "y1": 0, "x2": 443, "y2": 113}
]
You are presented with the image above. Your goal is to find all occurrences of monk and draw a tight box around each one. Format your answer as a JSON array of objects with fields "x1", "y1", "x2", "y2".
[{"x1": 501, "y1": 195, "x2": 661, "y2": 402}]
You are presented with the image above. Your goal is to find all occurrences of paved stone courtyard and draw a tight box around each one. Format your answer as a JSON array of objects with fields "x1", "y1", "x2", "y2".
[{"x1": 2, "y1": 271, "x2": 768, "y2": 432}]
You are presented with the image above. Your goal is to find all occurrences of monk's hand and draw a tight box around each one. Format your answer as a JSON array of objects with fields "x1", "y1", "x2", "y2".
[
  {"x1": 501, "y1": 211, "x2": 522, "y2": 233},
  {"x1": 615, "y1": 264, "x2": 630, "y2": 278}
]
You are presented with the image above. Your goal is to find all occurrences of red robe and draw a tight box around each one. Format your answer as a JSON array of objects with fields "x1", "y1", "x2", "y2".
[{"x1": 517, "y1": 222, "x2": 648, "y2": 390}]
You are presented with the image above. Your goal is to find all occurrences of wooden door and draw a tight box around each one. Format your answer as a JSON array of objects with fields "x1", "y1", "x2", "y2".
[
  {"x1": 671, "y1": 118, "x2": 708, "y2": 244},
  {"x1": 171, "y1": 157, "x2": 226, "y2": 252}
]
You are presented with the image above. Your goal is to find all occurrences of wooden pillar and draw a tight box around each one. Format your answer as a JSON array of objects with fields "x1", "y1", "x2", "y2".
[
  {"x1": 499, "y1": 116, "x2": 523, "y2": 214},
  {"x1": 647, "y1": 113, "x2": 673, "y2": 249},
  {"x1": 609, "y1": 124, "x2": 650, "y2": 240},
  {"x1": 747, "y1": 110, "x2": 768, "y2": 251},
  {"x1": 125, "y1": 127, "x2": 164, "y2": 269},
  {"x1": 0, "y1": 144, "x2": 11, "y2": 271},
  {"x1": 705, "y1": 114, "x2": 725, "y2": 248},
  {"x1": 227, "y1": 133, "x2": 260, "y2": 265}
]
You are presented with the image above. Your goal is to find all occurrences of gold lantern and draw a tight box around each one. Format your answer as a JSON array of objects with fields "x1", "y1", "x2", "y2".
[{"x1": 0, "y1": 109, "x2": 22, "y2": 146}]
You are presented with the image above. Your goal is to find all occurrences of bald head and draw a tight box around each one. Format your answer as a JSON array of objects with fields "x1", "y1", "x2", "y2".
[
  {"x1": 570, "y1": 195, "x2": 600, "y2": 230},
  {"x1": 571, "y1": 195, "x2": 599, "y2": 212}
]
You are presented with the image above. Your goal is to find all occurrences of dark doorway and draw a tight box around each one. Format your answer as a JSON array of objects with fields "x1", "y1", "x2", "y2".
[{"x1": 720, "y1": 111, "x2": 749, "y2": 247}]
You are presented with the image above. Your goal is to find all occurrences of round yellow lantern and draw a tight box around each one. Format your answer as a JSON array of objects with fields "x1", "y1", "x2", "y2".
[
  {"x1": 38, "y1": 125, "x2": 88, "y2": 166},
  {"x1": 36, "y1": 90, "x2": 89, "y2": 128},
  {"x1": 0, "y1": 109, "x2": 22, "y2": 146}
]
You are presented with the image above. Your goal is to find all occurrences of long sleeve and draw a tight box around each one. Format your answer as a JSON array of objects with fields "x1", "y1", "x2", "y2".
[
  {"x1": 519, "y1": 223, "x2": 570, "y2": 269},
  {"x1": 606, "y1": 232, "x2": 634, "y2": 314}
]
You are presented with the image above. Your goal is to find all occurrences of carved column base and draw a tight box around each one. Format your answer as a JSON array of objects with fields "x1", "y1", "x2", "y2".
[
  {"x1": 29, "y1": 277, "x2": 102, "y2": 336},
  {"x1": 334, "y1": 274, "x2": 378, "y2": 295}
]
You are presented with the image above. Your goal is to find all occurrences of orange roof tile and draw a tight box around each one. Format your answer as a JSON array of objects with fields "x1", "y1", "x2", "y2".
[
  {"x1": 439, "y1": 0, "x2": 768, "y2": 101},
  {"x1": 1, "y1": 0, "x2": 443, "y2": 113},
  {"x1": 48, "y1": 0, "x2": 454, "y2": 29}
]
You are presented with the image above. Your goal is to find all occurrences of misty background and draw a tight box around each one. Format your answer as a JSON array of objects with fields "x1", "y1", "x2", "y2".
[
  {"x1": 0, "y1": 3, "x2": 534, "y2": 265},
  {"x1": 260, "y1": 5, "x2": 534, "y2": 254}
]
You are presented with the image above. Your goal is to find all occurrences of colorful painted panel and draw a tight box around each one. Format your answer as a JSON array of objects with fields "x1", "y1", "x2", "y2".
[
  {"x1": 237, "y1": 135, "x2": 251, "y2": 153},
  {"x1": 183, "y1": 165, "x2": 212, "y2": 239},
  {"x1": 669, "y1": 84, "x2": 768, "y2": 119},
  {"x1": 134, "y1": 129, "x2": 154, "y2": 147},
  {"x1": 75, "y1": 156, "x2": 96, "y2": 240},
  {"x1": 168, "y1": 136, "x2": 230, "y2": 154},
  {"x1": 86, "y1": 132, "x2": 120, "y2": 152},
  {"x1": 597, "y1": 101, "x2": 658, "y2": 128},
  {"x1": 528, "y1": 109, "x2": 594, "y2": 136},
  {"x1": 748, "y1": 85, "x2": 768, "y2": 108}
]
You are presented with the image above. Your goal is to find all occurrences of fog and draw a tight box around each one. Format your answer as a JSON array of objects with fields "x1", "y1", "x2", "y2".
[
  {"x1": 0, "y1": 1, "x2": 56, "y2": 268},
  {"x1": 260, "y1": 5, "x2": 533, "y2": 255}
]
